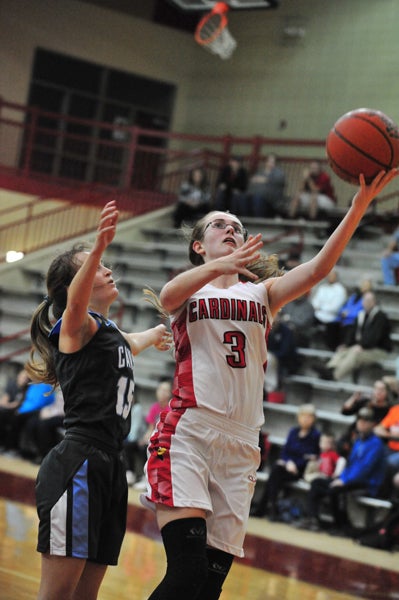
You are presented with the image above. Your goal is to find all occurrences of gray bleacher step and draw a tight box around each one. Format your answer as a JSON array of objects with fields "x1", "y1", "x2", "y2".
[
  {"x1": 263, "y1": 401, "x2": 354, "y2": 425},
  {"x1": 285, "y1": 374, "x2": 362, "y2": 394}
]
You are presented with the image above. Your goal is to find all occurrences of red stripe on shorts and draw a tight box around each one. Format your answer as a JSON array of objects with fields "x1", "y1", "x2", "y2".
[{"x1": 147, "y1": 408, "x2": 186, "y2": 506}]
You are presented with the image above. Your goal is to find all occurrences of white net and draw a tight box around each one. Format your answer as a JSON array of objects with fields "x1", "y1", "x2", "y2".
[{"x1": 196, "y1": 13, "x2": 237, "y2": 59}]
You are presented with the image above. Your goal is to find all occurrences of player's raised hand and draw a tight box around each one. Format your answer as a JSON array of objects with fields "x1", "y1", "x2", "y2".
[
  {"x1": 216, "y1": 233, "x2": 264, "y2": 280},
  {"x1": 94, "y1": 200, "x2": 119, "y2": 252},
  {"x1": 353, "y1": 168, "x2": 399, "y2": 210}
]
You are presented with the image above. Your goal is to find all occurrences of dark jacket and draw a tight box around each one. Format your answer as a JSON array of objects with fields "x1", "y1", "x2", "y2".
[{"x1": 344, "y1": 307, "x2": 392, "y2": 352}]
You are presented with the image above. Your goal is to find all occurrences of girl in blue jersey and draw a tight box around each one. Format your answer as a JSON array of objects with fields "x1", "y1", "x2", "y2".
[
  {"x1": 26, "y1": 200, "x2": 171, "y2": 600},
  {"x1": 143, "y1": 169, "x2": 398, "y2": 600}
]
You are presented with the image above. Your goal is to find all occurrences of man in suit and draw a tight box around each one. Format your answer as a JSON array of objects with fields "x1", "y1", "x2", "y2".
[{"x1": 318, "y1": 291, "x2": 391, "y2": 381}]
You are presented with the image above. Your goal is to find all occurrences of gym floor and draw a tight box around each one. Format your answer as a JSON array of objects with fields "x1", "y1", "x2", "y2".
[{"x1": 0, "y1": 455, "x2": 397, "y2": 599}]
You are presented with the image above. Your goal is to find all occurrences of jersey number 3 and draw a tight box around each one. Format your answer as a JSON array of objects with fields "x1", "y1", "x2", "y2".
[{"x1": 224, "y1": 331, "x2": 246, "y2": 368}]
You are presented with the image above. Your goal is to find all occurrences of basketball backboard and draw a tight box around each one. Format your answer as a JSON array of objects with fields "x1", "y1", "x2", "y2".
[{"x1": 167, "y1": 0, "x2": 279, "y2": 10}]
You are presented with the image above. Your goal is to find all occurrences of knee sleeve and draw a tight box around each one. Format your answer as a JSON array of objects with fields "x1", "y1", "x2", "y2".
[
  {"x1": 197, "y1": 548, "x2": 234, "y2": 600},
  {"x1": 148, "y1": 517, "x2": 208, "y2": 600}
]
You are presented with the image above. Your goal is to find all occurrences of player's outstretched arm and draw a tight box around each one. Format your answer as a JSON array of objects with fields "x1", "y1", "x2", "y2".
[
  {"x1": 62, "y1": 201, "x2": 119, "y2": 338},
  {"x1": 124, "y1": 324, "x2": 172, "y2": 356},
  {"x1": 160, "y1": 234, "x2": 263, "y2": 314}
]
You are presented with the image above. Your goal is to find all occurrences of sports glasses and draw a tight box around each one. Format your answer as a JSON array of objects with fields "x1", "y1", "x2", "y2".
[{"x1": 204, "y1": 219, "x2": 247, "y2": 237}]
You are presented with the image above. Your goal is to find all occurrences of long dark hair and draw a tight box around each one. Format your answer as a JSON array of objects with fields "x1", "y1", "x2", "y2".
[{"x1": 26, "y1": 243, "x2": 87, "y2": 385}]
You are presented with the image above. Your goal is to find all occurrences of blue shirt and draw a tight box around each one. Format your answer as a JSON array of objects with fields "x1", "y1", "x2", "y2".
[
  {"x1": 340, "y1": 432, "x2": 385, "y2": 496},
  {"x1": 17, "y1": 382, "x2": 54, "y2": 414},
  {"x1": 281, "y1": 426, "x2": 321, "y2": 475}
]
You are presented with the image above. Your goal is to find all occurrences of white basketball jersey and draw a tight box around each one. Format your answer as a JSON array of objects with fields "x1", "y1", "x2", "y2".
[{"x1": 170, "y1": 281, "x2": 272, "y2": 429}]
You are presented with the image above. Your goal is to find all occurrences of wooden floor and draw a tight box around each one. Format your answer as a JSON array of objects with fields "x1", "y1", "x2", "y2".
[{"x1": 0, "y1": 454, "x2": 398, "y2": 600}]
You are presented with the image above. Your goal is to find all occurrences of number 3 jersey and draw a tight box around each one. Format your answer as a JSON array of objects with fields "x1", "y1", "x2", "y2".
[
  {"x1": 49, "y1": 311, "x2": 135, "y2": 451},
  {"x1": 170, "y1": 281, "x2": 272, "y2": 430}
]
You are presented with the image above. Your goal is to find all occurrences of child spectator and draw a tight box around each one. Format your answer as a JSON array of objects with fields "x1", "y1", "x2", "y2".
[
  {"x1": 303, "y1": 433, "x2": 345, "y2": 483},
  {"x1": 298, "y1": 407, "x2": 386, "y2": 534}
]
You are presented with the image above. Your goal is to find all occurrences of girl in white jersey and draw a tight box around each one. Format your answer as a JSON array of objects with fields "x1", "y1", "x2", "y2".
[{"x1": 144, "y1": 170, "x2": 398, "y2": 600}]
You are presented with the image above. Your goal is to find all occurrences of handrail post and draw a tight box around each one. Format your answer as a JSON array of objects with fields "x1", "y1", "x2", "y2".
[
  {"x1": 249, "y1": 135, "x2": 263, "y2": 174},
  {"x1": 23, "y1": 106, "x2": 39, "y2": 176},
  {"x1": 124, "y1": 126, "x2": 139, "y2": 189}
]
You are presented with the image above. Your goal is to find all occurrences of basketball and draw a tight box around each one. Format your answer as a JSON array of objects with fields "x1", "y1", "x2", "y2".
[{"x1": 326, "y1": 108, "x2": 399, "y2": 185}]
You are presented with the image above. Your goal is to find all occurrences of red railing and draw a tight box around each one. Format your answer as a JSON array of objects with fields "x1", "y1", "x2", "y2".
[{"x1": 1, "y1": 95, "x2": 399, "y2": 262}]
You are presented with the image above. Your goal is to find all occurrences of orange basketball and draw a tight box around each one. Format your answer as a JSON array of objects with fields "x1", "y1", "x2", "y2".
[{"x1": 326, "y1": 108, "x2": 399, "y2": 185}]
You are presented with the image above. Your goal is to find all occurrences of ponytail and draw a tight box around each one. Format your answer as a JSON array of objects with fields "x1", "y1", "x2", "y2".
[{"x1": 26, "y1": 299, "x2": 57, "y2": 385}]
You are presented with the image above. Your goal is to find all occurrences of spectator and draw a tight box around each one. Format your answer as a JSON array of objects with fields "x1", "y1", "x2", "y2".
[
  {"x1": 173, "y1": 167, "x2": 211, "y2": 228},
  {"x1": 381, "y1": 225, "x2": 399, "y2": 285},
  {"x1": 264, "y1": 313, "x2": 298, "y2": 394},
  {"x1": 334, "y1": 277, "x2": 373, "y2": 347},
  {"x1": 280, "y1": 293, "x2": 315, "y2": 347},
  {"x1": 2, "y1": 381, "x2": 55, "y2": 455},
  {"x1": 338, "y1": 379, "x2": 392, "y2": 458},
  {"x1": 303, "y1": 433, "x2": 345, "y2": 483},
  {"x1": 298, "y1": 407, "x2": 386, "y2": 534},
  {"x1": 314, "y1": 291, "x2": 392, "y2": 381},
  {"x1": 0, "y1": 367, "x2": 30, "y2": 449},
  {"x1": 214, "y1": 156, "x2": 248, "y2": 213},
  {"x1": 124, "y1": 399, "x2": 148, "y2": 486},
  {"x1": 310, "y1": 269, "x2": 347, "y2": 350},
  {"x1": 288, "y1": 160, "x2": 336, "y2": 220},
  {"x1": 22, "y1": 388, "x2": 65, "y2": 463},
  {"x1": 133, "y1": 378, "x2": 172, "y2": 490},
  {"x1": 250, "y1": 404, "x2": 320, "y2": 519},
  {"x1": 374, "y1": 402, "x2": 399, "y2": 497},
  {"x1": 245, "y1": 154, "x2": 287, "y2": 218},
  {"x1": 278, "y1": 242, "x2": 303, "y2": 271}
]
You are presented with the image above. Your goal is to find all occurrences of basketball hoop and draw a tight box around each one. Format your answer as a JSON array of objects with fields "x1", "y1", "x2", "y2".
[{"x1": 195, "y1": 2, "x2": 237, "y2": 60}]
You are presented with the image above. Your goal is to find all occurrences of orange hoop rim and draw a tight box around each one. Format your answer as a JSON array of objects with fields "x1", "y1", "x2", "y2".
[{"x1": 195, "y1": 2, "x2": 230, "y2": 46}]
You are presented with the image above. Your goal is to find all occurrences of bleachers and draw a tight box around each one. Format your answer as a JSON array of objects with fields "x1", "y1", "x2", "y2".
[{"x1": 1, "y1": 208, "x2": 399, "y2": 528}]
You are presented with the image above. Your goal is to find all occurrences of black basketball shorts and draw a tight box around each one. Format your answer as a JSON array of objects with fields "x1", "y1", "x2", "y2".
[{"x1": 36, "y1": 438, "x2": 128, "y2": 565}]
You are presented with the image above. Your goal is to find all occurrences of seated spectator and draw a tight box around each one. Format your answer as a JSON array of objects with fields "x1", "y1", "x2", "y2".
[
  {"x1": 381, "y1": 225, "x2": 399, "y2": 286},
  {"x1": 250, "y1": 403, "x2": 320, "y2": 519},
  {"x1": 374, "y1": 402, "x2": 399, "y2": 497},
  {"x1": 214, "y1": 156, "x2": 248, "y2": 213},
  {"x1": 298, "y1": 407, "x2": 386, "y2": 534},
  {"x1": 310, "y1": 269, "x2": 347, "y2": 350},
  {"x1": 124, "y1": 399, "x2": 148, "y2": 486},
  {"x1": 280, "y1": 293, "x2": 315, "y2": 347},
  {"x1": 313, "y1": 291, "x2": 392, "y2": 381},
  {"x1": 334, "y1": 277, "x2": 373, "y2": 347},
  {"x1": 338, "y1": 379, "x2": 392, "y2": 458},
  {"x1": 21, "y1": 388, "x2": 65, "y2": 463},
  {"x1": 288, "y1": 160, "x2": 336, "y2": 220},
  {"x1": 133, "y1": 378, "x2": 172, "y2": 490},
  {"x1": 355, "y1": 472, "x2": 399, "y2": 550},
  {"x1": 0, "y1": 367, "x2": 30, "y2": 449},
  {"x1": 243, "y1": 154, "x2": 286, "y2": 218},
  {"x1": 2, "y1": 381, "x2": 55, "y2": 455},
  {"x1": 303, "y1": 433, "x2": 345, "y2": 484},
  {"x1": 173, "y1": 167, "x2": 211, "y2": 228},
  {"x1": 264, "y1": 313, "x2": 298, "y2": 394},
  {"x1": 278, "y1": 242, "x2": 303, "y2": 271}
]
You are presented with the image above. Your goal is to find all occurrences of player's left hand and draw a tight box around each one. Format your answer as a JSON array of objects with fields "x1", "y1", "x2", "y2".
[
  {"x1": 153, "y1": 324, "x2": 173, "y2": 351},
  {"x1": 354, "y1": 168, "x2": 399, "y2": 208}
]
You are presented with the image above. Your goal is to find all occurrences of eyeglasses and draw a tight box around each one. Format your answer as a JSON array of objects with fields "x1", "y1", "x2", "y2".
[{"x1": 204, "y1": 219, "x2": 247, "y2": 237}]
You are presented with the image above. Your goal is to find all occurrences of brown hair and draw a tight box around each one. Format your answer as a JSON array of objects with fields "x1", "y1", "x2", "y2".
[
  {"x1": 144, "y1": 212, "x2": 283, "y2": 315},
  {"x1": 25, "y1": 243, "x2": 87, "y2": 385}
]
